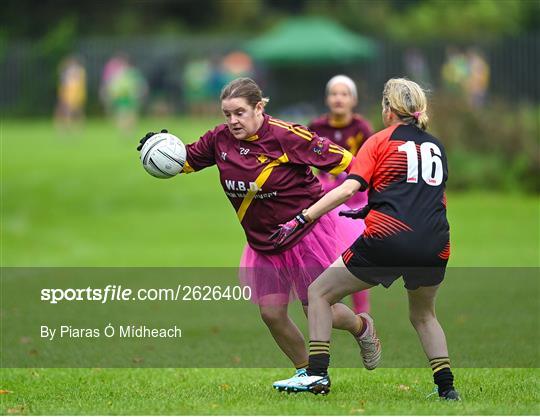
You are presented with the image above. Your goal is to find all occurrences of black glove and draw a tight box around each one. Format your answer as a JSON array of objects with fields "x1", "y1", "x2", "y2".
[
  {"x1": 269, "y1": 213, "x2": 309, "y2": 248},
  {"x1": 136, "y1": 129, "x2": 168, "y2": 151},
  {"x1": 339, "y1": 205, "x2": 370, "y2": 219}
]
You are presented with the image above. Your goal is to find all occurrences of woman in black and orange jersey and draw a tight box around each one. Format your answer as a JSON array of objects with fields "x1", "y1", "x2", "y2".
[
  {"x1": 309, "y1": 75, "x2": 374, "y2": 314},
  {"x1": 271, "y1": 78, "x2": 459, "y2": 400}
]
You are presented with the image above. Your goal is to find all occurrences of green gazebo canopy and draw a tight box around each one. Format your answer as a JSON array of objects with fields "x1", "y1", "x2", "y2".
[{"x1": 245, "y1": 17, "x2": 377, "y2": 64}]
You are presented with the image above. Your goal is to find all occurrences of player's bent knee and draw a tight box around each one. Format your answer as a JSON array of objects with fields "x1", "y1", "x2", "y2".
[
  {"x1": 259, "y1": 307, "x2": 288, "y2": 327},
  {"x1": 307, "y1": 281, "x2": 328, "y2": 302}
]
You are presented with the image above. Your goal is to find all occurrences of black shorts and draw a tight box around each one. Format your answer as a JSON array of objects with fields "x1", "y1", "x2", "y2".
[{"x1": 342, "y1": 234, "x2": 449, "y2": 290}]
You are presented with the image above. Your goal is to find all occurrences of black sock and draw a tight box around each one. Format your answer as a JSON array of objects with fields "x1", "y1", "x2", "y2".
[
  {"x1": 430, "y1": 357, "x2": 454, "y2": 395},
  {"x1": 307, "y1": 340, "x2": 330, "y2": 376}
]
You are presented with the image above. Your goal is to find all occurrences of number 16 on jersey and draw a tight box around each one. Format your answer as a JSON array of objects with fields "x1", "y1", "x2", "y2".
[{"x1": 398, "y1": 141, "x2": 443, "y2": 186}]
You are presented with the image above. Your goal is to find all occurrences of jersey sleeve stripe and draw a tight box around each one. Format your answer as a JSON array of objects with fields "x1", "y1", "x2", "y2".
[
  {"x1": 269, "y1": 120, "x2": 313, "y2": 141},
  {"x1": 268, "y1": 118, "x2": 292, "y2": 128},
  {"x1": 269, "y1": 118, "x2": 312, "y2": 136},
  {"x1": 236, "y1": 153, "x2": 289, "y2": 223},
  {"x1": 328, "y1": 149, "x2": 353, "y2": 176},
  {"x1": 328, "y1": 148, "x2": 345, "y2": 155},
  {"x1": 346, "y1": 174, "x2": 368, "y2": 190}
]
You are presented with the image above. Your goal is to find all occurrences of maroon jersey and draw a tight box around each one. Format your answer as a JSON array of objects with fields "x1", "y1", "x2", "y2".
[
  {"x1": 309, "y1": 114, "x2": 373, "y2": 156},
  {"x1": 182, "y1": 114, "x2": 353, "y2": 253}
]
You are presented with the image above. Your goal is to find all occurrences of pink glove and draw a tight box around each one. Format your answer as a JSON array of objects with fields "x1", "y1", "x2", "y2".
[{"x1": 269, "y1": 214, "x2": 309, "y2": 248}]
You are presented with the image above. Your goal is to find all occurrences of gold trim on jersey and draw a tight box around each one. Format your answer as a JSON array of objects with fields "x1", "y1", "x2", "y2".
[
  {"x1": 269, "y1": 119, "x2": 313, "y2": 141},
  {"x1": 328, "y1": 143, "x2": 346, "y2": 154},
  {"x1": 328, "y1": 115, "x2": 351, "y2": 128},
  {"x1": 328, "y1": 149, "x2": 353, "y2": 176},
  {"x1": 236, "y1": 153, "x2": 289, "y2": 223},
  {"x1": 257, "y1": 154, "x2": 269, "y2": 164},
  {"x1": 243, "y1": 134, "x2": 259, "y2": 142},
  {"x1": 182, "y1": 160, "x2": 195, "y2": 174}
]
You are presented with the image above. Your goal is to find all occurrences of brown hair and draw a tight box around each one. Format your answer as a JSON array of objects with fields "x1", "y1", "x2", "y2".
[
  {"x1": 220, "y1": 77, "x2": 269, "y2": 108},
  {"x1": 382, "y1": 78, "x2": 429, "y2": 130}
]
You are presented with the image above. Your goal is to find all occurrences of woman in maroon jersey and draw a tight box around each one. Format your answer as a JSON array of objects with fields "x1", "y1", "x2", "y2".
[
  {"x1": 309, "y1": 75, "x2": 374, "y2": 314},
  {"x1": 309, "y1": 75, "x2": 373, "y2": 207},
  {"x1": 271, "y1": 78, "x2": 459, "y2": 400},
  {"x1": 137, "y1": 78, "x2": 366, "y2": 376}
]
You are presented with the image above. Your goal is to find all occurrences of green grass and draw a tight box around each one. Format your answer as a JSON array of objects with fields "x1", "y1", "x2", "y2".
[
  {"x1": 1, "y1": 118, "x2": 539, "y2": 415},
  {"x1": 1, "y1": 117, "x2": 243, "y2": 267},
  {"x1": 2, "y1": 368, "x2": 539, "y2": 415}
]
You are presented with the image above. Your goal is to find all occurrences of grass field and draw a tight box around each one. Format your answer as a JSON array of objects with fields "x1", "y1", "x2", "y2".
[{"x1": 1, "y1": 118, "x2": 539, "y2": 415}]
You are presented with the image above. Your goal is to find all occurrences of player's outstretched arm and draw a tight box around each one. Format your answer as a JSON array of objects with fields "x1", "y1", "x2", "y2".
[
  {"x1": 269, "y1": 179, "x2": 362, "y2": 247},
  {"x1": 304, "y1": 179, "x2": 361, "y2": 222}
]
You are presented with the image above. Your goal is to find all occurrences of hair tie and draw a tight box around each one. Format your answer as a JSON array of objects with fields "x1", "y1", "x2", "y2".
[{"x1": 413, "y1": 111, "x2": 422, "y2": 120}]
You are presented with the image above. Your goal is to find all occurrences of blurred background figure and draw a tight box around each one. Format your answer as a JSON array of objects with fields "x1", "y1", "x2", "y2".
[
  {"x1": 441, "y1": 47, "x2": 469, "y2": 96},
  {"x1": 102, "y1": 56, "x2": 148, "y2": 131},
  {"x1": 147, "y1": 59, "x2": 177, "y2": 117},
  {"x1": 465, "y1": 48, "x2": 490, "y2": 108},
  {"x1": 54, "y1": 55, "x2": 86, "y2": 130},
  {"x1": 220, "y1": 51, "x2": 255, "y2": 85},
  {"x1": 440, "y1": 46, "x2": 490, "y2": 108},
  {"x1": 182, "y1": 58, "x2": 214, "y2": 116},
  {"x1": 99, "y1": 53, "x2": 129, "y2": 117},
  {"x1": 309, "y1": 75, "x2": 373, "y2": 208},
  {"x1": 308, "y1": 75, "x2": 373, "y2": 314},
  {"x1": 404, "y1": 48, "x2": 431, "y2": 87}
]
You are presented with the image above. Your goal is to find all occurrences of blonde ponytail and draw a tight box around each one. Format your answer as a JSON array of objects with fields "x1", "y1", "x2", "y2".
[{"x1": 382, "y1": 78, "x2": 429, "y2": 130}]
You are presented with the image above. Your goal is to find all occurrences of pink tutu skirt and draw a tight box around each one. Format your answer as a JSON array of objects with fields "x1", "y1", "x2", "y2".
[
  {"x1": 239, "y1": 205, "x2": 365, "y2": 306},
  {"x1": 318, "y1": 172, "x2": 368, "y2": 209}
]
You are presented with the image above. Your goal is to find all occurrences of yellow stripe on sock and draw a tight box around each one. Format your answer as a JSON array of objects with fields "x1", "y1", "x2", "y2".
[
  {"x1": 432, "y1": 364, "x2": 451, "y2": 373},
  {"x1": 430, "y1": 358, "x2": 450, "y2": 366},
  {"x1": 430, "y1": 357, "x2": 450, "y2": 365},
  {"x1": 429, "y1": 356, "x2": 449, "y2": 362},
  {"x1": 429, "y1": 359, "x2": 450, "y2": 365},
  {"x1": 309, "y1": 350, "x2": 330, "y2": 355}
]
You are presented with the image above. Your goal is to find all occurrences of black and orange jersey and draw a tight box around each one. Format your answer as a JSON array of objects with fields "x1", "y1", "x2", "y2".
[{"x1": 348, "y1": 123, "x2": 450, "y2": 261}]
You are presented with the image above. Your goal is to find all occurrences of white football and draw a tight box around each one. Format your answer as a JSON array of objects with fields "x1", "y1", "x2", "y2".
[{"x1": 140, "y1": 132, "x2": 186, "y2": 179}]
